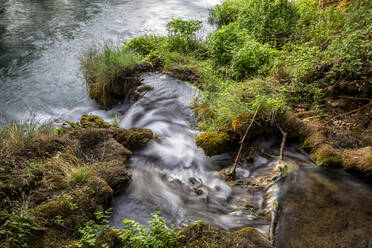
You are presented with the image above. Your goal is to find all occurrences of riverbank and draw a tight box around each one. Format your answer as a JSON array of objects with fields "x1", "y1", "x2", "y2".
[
  {"x1": 81, "y1": 0, "x2": 371, "y2": 175},
  {"x1": 1, "y1": 0, "x2": 371, "y2": 247}
]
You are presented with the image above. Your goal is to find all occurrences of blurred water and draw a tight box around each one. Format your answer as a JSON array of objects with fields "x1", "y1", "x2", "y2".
[{"x1": 0, "y1": 0, "x2": 218, "y2": 127}]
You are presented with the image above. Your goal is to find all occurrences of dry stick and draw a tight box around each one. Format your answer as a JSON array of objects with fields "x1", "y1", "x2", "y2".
[
  {"x1": 228, "y1": 104, "x2": 261, "y2": 176},
  {"x1": 326, "y1": 101, "x2": 372, "y2": 124},
  {"x1": 269, "y1": 121, "x2": 287, "y2": 244},
  {"x1": 276, "y1": 123, "x2": 287, "y2": 161}
]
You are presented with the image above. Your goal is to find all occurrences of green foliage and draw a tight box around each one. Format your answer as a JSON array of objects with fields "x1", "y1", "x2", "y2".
[
  {"x1": 0, "y1": 212, "x2": 40, "y2": 248},
  {"x1": 118, "y1": 212, "x2": 180, "y2": 248},
  {"x1": 166, "y1": 19, "x2": 203, "y2": 53},
  {"x1": 80, "y1": 44, "x2": 144, "y2": 107},
  {"x1": 124, "y1": 35, "x2": 166, "y2": 56},
  {"x1": 209, "y1": 0, "x2": 297, "y2": 44},
  {"x1": 208, "y1": 0, "x2": 243, "y2": 25},
  {"x1": 231, "y1": 39, "x2": 274, "y2": 78},
  {"x1": 74, "y1": 209, "x2": 112, "y2": 248},
  {"x1": 208, "y1": 23, "x2": 249, "y2": 64},
  {"x1": 59, "y1": 194, "x2": 78, "y2": 211},
  {"x1": 67, "y1": 167, "x2": 92, "y2": 184}
]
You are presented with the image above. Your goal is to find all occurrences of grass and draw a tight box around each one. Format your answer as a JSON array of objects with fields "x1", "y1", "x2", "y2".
[
  {"x1": 0, "y1": 118, "x2": 55, "y2": 158},
  {"x1": 66, "y1": 167, "x2": 92, "y2": 184},
  {"x1": 80, "y1": 45, "x2": 144, "y2": 108}
]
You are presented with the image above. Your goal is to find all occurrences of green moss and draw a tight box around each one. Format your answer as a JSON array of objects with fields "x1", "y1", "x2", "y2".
[
  {"x1": 195, "y1": 132, "x2": 230, "y2": 156},
  {"x1": 176, "y1": 223, "x2": 272, "y2": 248},
  {"x1": 80, "y1": 114, "x2": 111, "y2": 129}
]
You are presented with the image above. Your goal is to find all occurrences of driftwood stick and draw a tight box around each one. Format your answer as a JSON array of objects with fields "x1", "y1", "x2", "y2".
[
  {"x1": 228, "y1": 104, "x2": 261, "y2": 175},
  {"x1": 276, "y1": 123, "x2": 287, "y2": 161},
  {"x1": 269, "y1": 211, "x2": 278, "y2": 245}
]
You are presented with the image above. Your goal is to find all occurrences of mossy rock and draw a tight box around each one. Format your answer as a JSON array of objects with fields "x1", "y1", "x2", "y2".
[
  {"x1": 177, "y1": 224, "x2": 272, "y2": 248},
  {"x1": 94, "y1": 163, "x2": 132, "y2": 194},
  {"x1": 113, "y1": 127, "x2": 154, "y2": 150},
  {"x1": 312, "y1": 144, "x2": 343, "y2": 166},
  {"x1": 164, "y1": 65, "x2": 201, "y2": 82},
  {"x1": 80, "y1": 114, "x2": 111, "y2": 129},
  {"x1": 343, "y1": 146, "x2": 372, "y2": 173},
  {"x1": 195, "y1": 132, "x2": 230, "y2": 156}
]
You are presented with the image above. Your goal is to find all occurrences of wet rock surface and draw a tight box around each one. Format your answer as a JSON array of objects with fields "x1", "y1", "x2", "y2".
[{"x1": 275, "y1": 165, "x2": 372, "y2": 248}]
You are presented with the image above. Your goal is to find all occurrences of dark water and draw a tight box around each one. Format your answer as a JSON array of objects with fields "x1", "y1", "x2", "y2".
[{"x1": 0, "y1": 0, "x2": 217, "y2": 127}]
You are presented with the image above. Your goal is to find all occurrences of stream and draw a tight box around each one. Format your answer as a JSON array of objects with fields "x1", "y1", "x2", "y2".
[{"x1": 1, "y1": 1, "x2": 372, "y2": 247}]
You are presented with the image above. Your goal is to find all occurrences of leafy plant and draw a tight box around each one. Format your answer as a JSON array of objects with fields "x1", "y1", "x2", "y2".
[
  {"x1": 118, "y1": 212, "x2": 180, "y2": 248},
  {"x1": 166, "y1": 19, "x2": 203, "y2": 53},
  {"x1": 74, "y1": 209, "x2": 112, "y2": 247},
  {"x1": 59, "y1": 194, "x2": 78, "y2": 211},
  {"x1": 231, "y1": 39, "x2": 274, "y2": 78},
  {"x1": 208, "y1": 22, "x2": 249, "y2": 64},
  {"x1": 0, "y1": 212, "x2": 40, "y2": 248}
]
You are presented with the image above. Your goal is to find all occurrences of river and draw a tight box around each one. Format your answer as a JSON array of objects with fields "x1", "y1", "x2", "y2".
[
  {"x1": 1, "y1": 1, "x2": 371, "y2": 247},
  {"x1": 0, "y1": 0, "x2": 217, "y2": 127}
]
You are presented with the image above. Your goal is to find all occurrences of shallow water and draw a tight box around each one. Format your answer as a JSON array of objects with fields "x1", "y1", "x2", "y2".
[{"x1": 0, "y1": 0, "x2": 218, "y2": 127}]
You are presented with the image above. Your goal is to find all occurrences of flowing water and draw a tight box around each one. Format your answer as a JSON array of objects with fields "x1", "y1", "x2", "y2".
[
  {"x1": 0, "y1": 0, "x2": 218, "y2": 127},
  {"x1": 1, "y1": 0, "x2": 372, "y2": 246}
]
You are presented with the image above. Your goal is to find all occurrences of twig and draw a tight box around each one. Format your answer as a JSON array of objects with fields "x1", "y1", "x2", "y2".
[
  {"x1": 228, "y1": 104, "x2": 261, "y2": 175},
  {"x1": 269, "y1": 211, "x2": 278, "y2": 245},
  {"x1": 326, "y1": 101, "x2": 372, "y2": 124},
  {"x1": 276, "y1": 123, "x2": 287, "y2": 161},
  {"x1": 335, "y1": 96, "x2": 371, "y2": 101}
]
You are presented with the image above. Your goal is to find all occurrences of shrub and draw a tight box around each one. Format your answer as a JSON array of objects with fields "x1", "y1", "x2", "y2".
[
  {"x1": 124, "y1": 35, "x2": 166, "y2": 56},
  {"x1": 80, "y1": 45, "x2": 144, "y2": 108},
  {"x1": 208, "y1": 23, "x2": 249, "y2": 64},
  {"x1": 237, "y1": 0, "x2": 297, "y2": 44},
  {"x1": 208, "y1": 0, "x2": 244, "y2": 26},
  {"x1": 231, "y1": 39, "x2": 274, "y2": 79},
  {"x1": 166, "y1": 19, "x2": 203, "y2": 53},
  {"x1": 209, "y1": 0, "x2": 297, "y2": 44}
]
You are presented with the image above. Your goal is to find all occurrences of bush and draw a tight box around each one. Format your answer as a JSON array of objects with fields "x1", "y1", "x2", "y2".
[
  {"x1": 209, "y1": 0, "x2": 297, "y2": 44},
  {"x1": 124, "y1": 35, "x2": 166, "y2": 56},
  {"x1": 80, "y1": 45, "x2": 144, "y2": 108},
  {"x1": 231, "y1": 39, "x2": 274, "y2": 79},
  {"x1": 208, "y1": 23, "x2": 249, "y2": 64},
  {"x1": 208, "y1": 0, "x2": 243, "y2": 25},
  {"x1": 166, "y1": 19, "x2": 203, "y2": 53}
]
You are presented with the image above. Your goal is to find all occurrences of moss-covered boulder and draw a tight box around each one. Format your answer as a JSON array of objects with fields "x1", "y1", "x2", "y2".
[
  {"x1": 195, "y1": 132, "x2": 230, "y2": 156},
  {"x1": 80, "y1": 114, "x2": 111, "y2": 129},
  {"x1": 0, "y1": 114, "x2": 154, "y2": 247},
  {"x1": 164, "y1": 65, "x2": 201, "y2": 83}
]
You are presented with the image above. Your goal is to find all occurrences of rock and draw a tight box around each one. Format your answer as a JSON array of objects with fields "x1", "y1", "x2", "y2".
[
  {"x1": 164, "y1": 65, "x2": 200, "y2": 82},
  {"x1": 195, "y1": 131, "x2": 230, "y2": 156},
  {"x1": 176, "y1": 223, "x2": 272, "y2": 248},
  {"x1": 80, "y1": 114, "x2": 111, "y2": 129}
]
